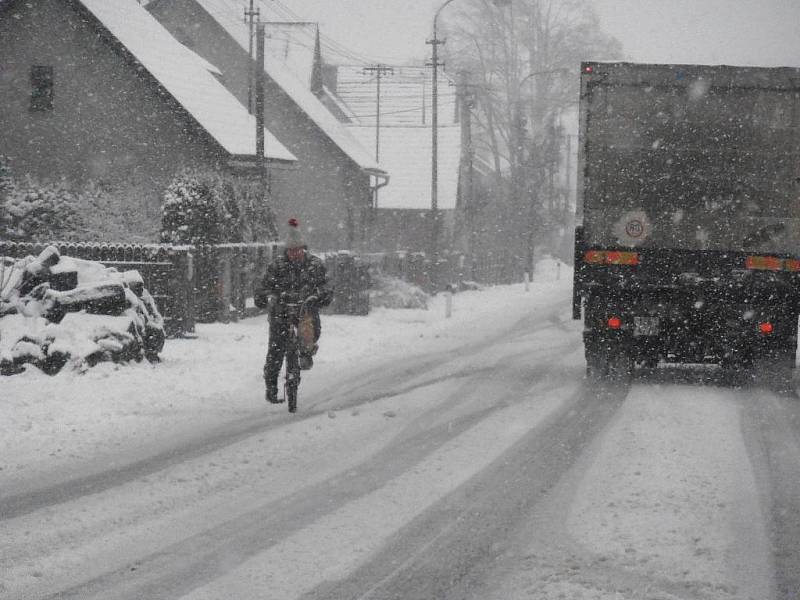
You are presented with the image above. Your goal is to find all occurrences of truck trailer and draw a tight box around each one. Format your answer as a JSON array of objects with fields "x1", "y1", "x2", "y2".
[{"x1": 572, "y1": 61, "x2": 800, "y2": 387}]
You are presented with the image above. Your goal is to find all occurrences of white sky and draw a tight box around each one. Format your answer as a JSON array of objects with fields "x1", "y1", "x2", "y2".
[{"x1": 277, "y1": 0, "x2": 800, "y2": 67}]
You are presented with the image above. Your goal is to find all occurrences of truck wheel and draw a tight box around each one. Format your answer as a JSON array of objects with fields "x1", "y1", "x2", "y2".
[
  {"x1": 585, "y1": 348, "x2": 608, "y2": 380},
  {"x1": 721, "y1": 360, "x2": 747, "y2": 388},
  {"x1": 607, "y1": 352, "x2": 634, "y2": 383},
  {"x1": 760, "y1": 358, "x2": 795, "y2": 395}
]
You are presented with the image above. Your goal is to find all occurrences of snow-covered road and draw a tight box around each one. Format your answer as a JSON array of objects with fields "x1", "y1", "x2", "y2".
[{"x1": 2, "y1": 263, "x2": 800, "y2": 599}]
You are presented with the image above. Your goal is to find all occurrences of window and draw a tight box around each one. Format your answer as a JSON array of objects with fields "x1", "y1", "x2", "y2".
[{"x1": 30, "y1": 65, "x2": 53, "y2": 111}]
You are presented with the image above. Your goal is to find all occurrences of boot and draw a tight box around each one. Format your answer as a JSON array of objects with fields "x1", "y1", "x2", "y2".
[
  {"x1": 265, "y1": 383, "x2": 282, "y2": 403},
  {"x1": 299, "y1": 353, "x2": 313, "y2": 370}
]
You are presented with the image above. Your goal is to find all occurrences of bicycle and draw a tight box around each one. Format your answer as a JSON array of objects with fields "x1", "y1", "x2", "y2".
[{"x1": 274, "y1": 294, "x2": 317, "y2": 413}]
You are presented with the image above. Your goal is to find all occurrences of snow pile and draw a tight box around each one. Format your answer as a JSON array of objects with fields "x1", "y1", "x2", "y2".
[
  {"x1": 0, "y1": 246, "x2": 164, "y2": 375},
  {"x1": 534, "y1": 255, "x2": 571, "y2": 281},
  {"x1": 369, "y1": 272, "x2": 429, "y2": 309}
]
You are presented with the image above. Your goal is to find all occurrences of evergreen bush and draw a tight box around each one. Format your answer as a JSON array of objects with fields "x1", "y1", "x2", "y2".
[
  {"x1": 160, "y1": 169, "x2": 274, "y2": 245},
  {"x1": 0, "y1": 158, "x2": 83, "y2": 242}
]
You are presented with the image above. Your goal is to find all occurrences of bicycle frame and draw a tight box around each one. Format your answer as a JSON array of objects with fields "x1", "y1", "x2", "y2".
[{"x1": 280, "y1": 297, "x2": 314, "y2": 413}]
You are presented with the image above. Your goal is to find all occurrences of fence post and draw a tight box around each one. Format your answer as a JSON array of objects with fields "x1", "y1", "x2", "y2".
[
  {"x1": 185, "y1": 249, "x2": 196, "y2": 333},
  {"x1": 218, "y1": 248, "x2": 232, "y2": 323}
]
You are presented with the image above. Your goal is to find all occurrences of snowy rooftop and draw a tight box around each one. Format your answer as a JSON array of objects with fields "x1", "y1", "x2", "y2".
[
  {"x1": 349, "y1": 125, "x2": 461, "y2": 210},
  {"x1": 78, "y1": 0, "x2": 295, "y2": 162},
  {"x1": 193, "y1": 0, "x2": 383, "y2": 173}
]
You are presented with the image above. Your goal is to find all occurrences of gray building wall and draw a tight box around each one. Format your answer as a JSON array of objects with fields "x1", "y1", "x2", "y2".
[
  {"x1": 148, "y1": 0, "x2": 373, "y2": 252},
  {"x1": 0, "y1": 0, "x2": 236, "y2": 242}
]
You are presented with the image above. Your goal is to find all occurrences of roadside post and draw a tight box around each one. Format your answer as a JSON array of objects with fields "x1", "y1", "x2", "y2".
[{"x1": 445, "y1": 286, "x2": 453, "y2": 318}]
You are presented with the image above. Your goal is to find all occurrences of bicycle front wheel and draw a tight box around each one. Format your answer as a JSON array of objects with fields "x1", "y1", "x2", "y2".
[{"x1": 286, "y1": 382, "x2": 297, "y2": 413}]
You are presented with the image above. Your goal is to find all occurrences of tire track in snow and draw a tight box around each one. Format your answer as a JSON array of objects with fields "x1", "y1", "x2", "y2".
[
  {"x1": 0, "y1": 297, "x2": 576, "y2": 522},
  {"x1": 29, "y1": 366, "x2": 580, "y2": 598},
  {"x1": 740, "y1": 388, "x2": 800, "y2": 599},
  {"x1": 296, "y1": 382, "x2": 627, "y2": 600},
  {"x1": 470, "y1": 382, "x2": 774, "y2": 600}
]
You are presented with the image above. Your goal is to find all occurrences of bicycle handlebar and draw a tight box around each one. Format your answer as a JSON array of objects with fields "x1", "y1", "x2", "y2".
[{"x1": 272, "y1": 294, "x2": 317, "y2": 309}]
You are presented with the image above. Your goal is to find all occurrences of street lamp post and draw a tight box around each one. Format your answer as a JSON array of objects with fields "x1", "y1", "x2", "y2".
[
  {"x1": 426, "y1": 0, "x2": 457, "y2": 279},
  {"x1": 514, "y1": 68, "x2": 570, "y2": 280},
  {"x1": 427, "y1": 0, "x2": 510, "y2": 286}
]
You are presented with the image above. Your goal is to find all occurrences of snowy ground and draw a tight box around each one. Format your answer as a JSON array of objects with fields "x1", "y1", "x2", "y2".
[
  {"x1": 1, "y1": 258, "x2": 791, "y2": 599},
  {"x1": 0, "y1": 259, "x2": 570, "y2": 494}
]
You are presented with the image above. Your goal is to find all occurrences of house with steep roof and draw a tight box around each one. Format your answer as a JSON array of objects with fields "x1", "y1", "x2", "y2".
[
  {"x1": 147, "y1": 0, "x2": 388, "y2": 251},
  {"x1": 0, "y1": 0, "x2": 295, "y2": 242}
]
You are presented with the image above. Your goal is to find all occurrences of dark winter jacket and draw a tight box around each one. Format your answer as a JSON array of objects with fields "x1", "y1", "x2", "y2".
[{"x1": 254, "y1": 251, "x2": 333, "y2": 313}]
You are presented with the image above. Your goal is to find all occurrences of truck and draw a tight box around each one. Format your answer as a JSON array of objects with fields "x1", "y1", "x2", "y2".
[{"x1": 572, "y1": 61, "x2": 800, "y2": 387}]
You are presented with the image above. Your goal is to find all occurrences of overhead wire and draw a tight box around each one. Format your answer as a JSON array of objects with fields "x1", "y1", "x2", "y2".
[
  {"x1": 214, "y1": 0, "x2": 414, "y2": 68},
  {"x1": 207, "y1": 0, "x2": 460, "y2": 124},
  {"x1": 270, "y1": 0, "x2": 387, "y2": 65},
  {"x1": 271, "y1": 0, "x2": 373, "y2": 65}
]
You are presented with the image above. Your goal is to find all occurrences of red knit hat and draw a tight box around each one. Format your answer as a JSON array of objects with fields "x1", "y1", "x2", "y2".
[{"x1": 285, "y1": 217, "x2": 305, "y2": 249}]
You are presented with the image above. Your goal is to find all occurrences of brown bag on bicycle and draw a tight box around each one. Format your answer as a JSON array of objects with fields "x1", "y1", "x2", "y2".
[{"x1": 298, "y1": 311, "x2": 316, "y2": 354}]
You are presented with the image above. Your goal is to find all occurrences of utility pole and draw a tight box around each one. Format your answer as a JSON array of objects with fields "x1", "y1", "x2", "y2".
[
  {"x1": 457, "y1": 70, "x2": 476, "y2": 258},
  {"x1": 426, "y1": 26, "x2": 446, "y2": 275},
  {"x1": 363, "y1": 64, "x2": 393, "y2": 213},
  {"x1": 362, "y1": 64, "x2": 394, "y2": 164},
  {"x1": 255, "y1": 20, "x2": 267, "y2": 191},
  {"x1": 421, "y1": 75, "x2": 426, "y2": 125},
  {"x1": 244, "y1": 0, "x2": 260, "y2": 115}
]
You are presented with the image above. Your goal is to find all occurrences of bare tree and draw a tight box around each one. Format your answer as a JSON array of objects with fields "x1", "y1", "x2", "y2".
[{"x1": 443, "y1": 0, "x2": 621, "y2": 275}]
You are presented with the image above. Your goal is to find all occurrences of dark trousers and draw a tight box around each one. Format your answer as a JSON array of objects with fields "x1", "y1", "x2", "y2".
[{"x1": 263, "y1": 311, "x2": 321, "y2": 386}]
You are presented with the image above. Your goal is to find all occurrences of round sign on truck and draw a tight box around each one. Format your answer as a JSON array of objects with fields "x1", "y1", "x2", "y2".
[{"x1": 614, "y1": 210, "x2": 651, "y2": 246}]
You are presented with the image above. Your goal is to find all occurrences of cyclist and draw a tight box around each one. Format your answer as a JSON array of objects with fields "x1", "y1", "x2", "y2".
[{"x1": 254, "y1": 218, "x2": 333, "y2": 405}]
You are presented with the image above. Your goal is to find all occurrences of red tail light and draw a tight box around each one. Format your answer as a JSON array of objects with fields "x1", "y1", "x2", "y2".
[
  {"x1": 758, "y1": 322, "x2": 774, "y2": 335},
  {"x1": 605, "y1": 251, "x2": 639, "y2": 265},
  {"x1": 746, "y1": 255, "x2": 782, "y2": 271},
  {"x1": 584, "y1": 250, "x2": 605, "y2": 264},
  {"x1": 785, "y1": 259, "x2": 800, "y2": 272},
  {"x1": 607, "y1": 316, "x2": 622, "y2": 329},
  {"x1": 584, "y1": 250, "x2": 639, "y2": 266}
]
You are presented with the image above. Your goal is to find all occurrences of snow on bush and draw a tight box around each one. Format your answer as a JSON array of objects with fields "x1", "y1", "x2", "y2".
[
  {"x1": 0, "y1": 164, "x2": 83, "y2": 242},
  {"x1": 76, "y1": 180, "x2": 158, "y2": 244},
  {"x1": 1, "y1": 156, "x2": 157, "y2": 244},
  {"x1": 0, "y1": 246, "x2": 165, "y2": 375},
  {"x1": 160, "y1": 169, "x2": 276, "y2": 244},
  {"x1": 369, "y1": 272, "x2": 429, "y2": 309}
]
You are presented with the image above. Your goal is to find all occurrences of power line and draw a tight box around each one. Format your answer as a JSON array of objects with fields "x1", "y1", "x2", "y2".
[
  {"x1": 267, "y1": 0, "x2": 368, "y2": 62},
  {"x1": 271, "y1": 0, "x2": 379, "y2": 64},
  {"x1": 362, "y1": 64, "x2": 394, "y2": 162}
]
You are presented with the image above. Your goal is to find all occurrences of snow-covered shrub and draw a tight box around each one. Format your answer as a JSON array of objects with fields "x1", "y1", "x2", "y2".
[
  {"x1": 0, "y1": 246, "x2": 165, "y2": 375},
  {"x1": 0, "y1": 155, "x2": 12, "y2": 198},
  {"x1": 75, "y1": 180, "x2": 155, "y2": 243},
  {"x1": 0, "y1": 162, "x2": 83, "y2": 242},
  {"x1": 161, "y1": 169, "x2": 275, "y2": 245},
  {"x1": 234, "y1": 179, "x2": 278, "y2": 242},
  {"x1": 369, "y1": 272, "x2": 429, "y2": 309}
]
